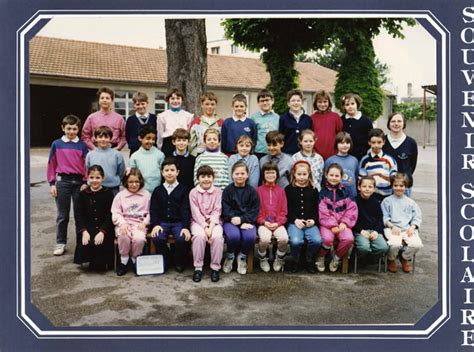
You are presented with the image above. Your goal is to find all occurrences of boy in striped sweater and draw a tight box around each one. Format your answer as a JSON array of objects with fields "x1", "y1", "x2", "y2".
[{"x1": 47, "y1": 115, "x2": 89, "y2": 256}]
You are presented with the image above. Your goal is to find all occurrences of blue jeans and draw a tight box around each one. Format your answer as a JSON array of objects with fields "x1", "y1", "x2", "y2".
[
  {"x1": 288, "y1": 224, "x2": 322, "y2": 261},
  {"x1": 152, "y1": 222, "x2": 188, "y2": 267},
  {"x1": 55, "y1": 175, "x2": 83, "y2": 244}
]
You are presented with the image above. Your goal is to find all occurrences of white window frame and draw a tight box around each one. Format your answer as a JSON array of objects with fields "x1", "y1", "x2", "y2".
[{"x1": 114, "y1": 90, "x2": 135, "y2": 118}]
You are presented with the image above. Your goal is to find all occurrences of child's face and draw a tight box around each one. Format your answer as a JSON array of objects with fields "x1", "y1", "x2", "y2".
[
  {"x1": 287, "y1": 94, "x2": 303, "y2": 112},
  {"x1": 162, "y1": 164, "x2": 179, "y2": 184},
  {"x1": 294, "y1": 165, "x2": 310, "y2": 186},
  {"x1": 169, "y1": 94, "x2": 183, "y2": 109},
  {"x1": 258, "y1": 96, "x2": 274, "y2": 113},
  {"x1": 99, "y1": 92, "x2": 113, "y2": 111},
  {"x1": 392, "y1": 179, "x2": 406, "y2": 197},
  {"x1": 96, "y1": 134, "x2": 111, "y2": 149},
  {"x1": 127, "y1": 175, "x2": 141, "y2": 193},
  {"x1": 326, "y1": 167, "x2": 342, "y2": 187},
  {"x1": 134, "y1": 100, "x2": 148, "y2": 115},
  {"x1": 139, "y1": 132, "x2": 156, "y2": 150},
  {"x1": 204, "y1": 133, "x2": 220, "y2": 150},
  {"x1": 237, "y1": 141, "x2": 251, "y2": 157},
  {"x1": 344, "y1": 98, "x2": 358, "y2": 116},
  {"x1": 201, "y1": 99, "x2": 217, "y2": 117},
  {"x1": 369, "y1": 136, "x2": 385, "y2": 155},
  {"x1": 232, "y1": 100, "x2": 247, "y2": 119},
  {"x1": 267, "y1": 142, "x2": 283, "y2": 156},
  {"x1": 173, "y1": 138, "x2": 189, "y2": 153},
  {"x1": 232, "y1": 166, "x2": 249, "y2": 187},
  {"x1": 264, "y1": 170, "x2": 277, "y2": 185},
  {"x1": 300, "y1": 134, "x2": 315, "y2": 153},
  {"x1": 389, "y1": 114, "x2": 404, "y2": 134},
  {"x1": 87, "y1": 170, "x2": 104, "y2": 191},
  {"x1": 198, "y1": 174, "x2": 214, "y2": 190},
  {"x1": 62, "y1": 123, "x2": 80, "y2": 140},
  {"x1": 316, "y1": 98, "x2": 329, "y2": 113},
  {"x1": 337, "y1": 140, "x2": 351, "y2": 155},
  {"x1": 358, "y1": 179, "x2": 375, "y2": 199}
]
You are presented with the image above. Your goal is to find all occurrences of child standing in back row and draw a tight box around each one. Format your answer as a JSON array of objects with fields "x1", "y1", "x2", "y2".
[
  {"x1": 47, "y1": 114, "x2": 89, "y2": 256},
  {"x1": 310, "y1": 90, "x2": 343, "y2": 160},
  {"x1": 126, "y1": 91, "x2": 157, "y2": 156},
  {"x1": 157, "y1": 88, "x2": 194, "y2": 157}
]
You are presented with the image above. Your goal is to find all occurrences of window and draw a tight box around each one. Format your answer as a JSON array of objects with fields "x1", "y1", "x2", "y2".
[
  {"x1": 231, "y1": 44, "x2": 239, "y2": 54},
  {"x1": 155, "y1": 92, "x2": 168, "y2": 114},
  {"x1": 114, "y1": 90, "x2": 135, "y2": 118},
  {"x1": 210, "y1": 46, "x2": 220, "y2": 55}
]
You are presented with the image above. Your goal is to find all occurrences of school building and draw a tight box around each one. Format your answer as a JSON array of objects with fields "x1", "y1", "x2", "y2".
[{"x1": 29, "y1": 36, "x2": 395, "y2": 147}]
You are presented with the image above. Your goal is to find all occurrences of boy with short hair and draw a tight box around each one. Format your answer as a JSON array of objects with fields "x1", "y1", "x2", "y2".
[
  {"x1": 85, "y1": 126, "x2": 125, "y2": 196},
  {"x1": 150, "y1": 157, "x2": 191, "y2": 273},
  {"x1": 382, "y1": 173, "x2": 423, "y2": 273},
  {"x1": 172, "y1": 128, "x2": 196, "y2": 190},
  {"x1": 221, "y1": 94, "x2": 257, "y2": 155},
  {"x1": 354, "y1": 176, "x2": 389, "y2": 260},
  {"x1": 125, "y1": 91, "x2": 157, "y2": 156},
  {"x1": 279, "y1": 89, "x2": 313, "y2": 155},
  {"x1": 359, "y1": 128, "x2": 397, "y2": 199},
  {"x1": 82, "y1": 87, "x2": 126, "y2": 151},
  {"x1": 47, "y1": 115, "x2": 89, "y2": 256},
  {"x1": 259, "y1": 131, "x2": 294, "y2": 188},
  {"x1": 250, "y1": 89, "x2": 280, "y2": 159},
  {"x1": 129, "y1": 125, "x2": 165, "y2": 193},
  {"x1": 189, "y1": 92, "x2": 224, "y2": 156}
]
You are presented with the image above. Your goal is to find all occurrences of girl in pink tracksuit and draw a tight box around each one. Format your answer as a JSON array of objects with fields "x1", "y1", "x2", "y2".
[
  {"x1": 256, "y1": 161, "x2": 289, "y2": 272},
  {"x1": 316, "y1": 162, "x2": 358, "y2": 273},
  {"x1": 111, "y1": 168, "x2": 151, "y2": 276}
]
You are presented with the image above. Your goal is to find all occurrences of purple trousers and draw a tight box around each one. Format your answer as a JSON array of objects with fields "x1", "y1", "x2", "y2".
[{"x1": 223, "y1": 223, "x2": 256, "y2": 256}]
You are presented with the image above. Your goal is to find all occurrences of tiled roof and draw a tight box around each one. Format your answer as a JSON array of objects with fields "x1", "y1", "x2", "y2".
[{"x1": 29, "y1": 36, "x2": 336, "y2": 92}]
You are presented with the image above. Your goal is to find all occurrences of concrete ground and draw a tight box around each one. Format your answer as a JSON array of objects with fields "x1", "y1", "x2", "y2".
[{"x1": 29, "y1": 146, "x2": 438, "y2": 327}]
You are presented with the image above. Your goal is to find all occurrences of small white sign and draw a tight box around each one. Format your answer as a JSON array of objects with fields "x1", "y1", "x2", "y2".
[{"x1": 135, "y1": 255, "x2": 165, "y2": 276}]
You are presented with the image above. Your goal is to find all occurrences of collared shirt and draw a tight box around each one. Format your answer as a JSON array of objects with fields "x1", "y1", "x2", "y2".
[
  {"x1": 61, "y1": 135, "x2": 80, "y2": 143},
  {"x1": 369, "y1": 151, "x2": 383, "y2": 158},
  {"x1": 135, "y1": 112, "x2": 150, "y2": 119},
  {"x1": 164, "y1": 181, "x2": 179, "y2": 195},
  {"x1": 232, "y1": 116, "x2": 247, "y2": 122},
  {"x1": 387, "y1": 132, "x2": 407, "y2": 149},
  {"x1": 345, "y1": 111, "x2": 362, "y2": 120},
  {"x1": 173, "y1": 150, "x2": 190, "y2": 157}
]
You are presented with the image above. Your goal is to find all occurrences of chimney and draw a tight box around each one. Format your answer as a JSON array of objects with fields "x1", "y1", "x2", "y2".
[{"x1": 407, "y1": 83, "x2": 413, "y2": 97}]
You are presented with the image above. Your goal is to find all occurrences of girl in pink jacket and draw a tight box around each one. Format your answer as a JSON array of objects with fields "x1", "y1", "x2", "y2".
[
  {"x1": 111, "y1": 168, "x2": 151, "y2": 276},
  {"x1": 316, "y1": 163, "x2": 358, "y2": 273},
  {"x1": 256, "y1": 162, "x2": 289, "y2": 272}
]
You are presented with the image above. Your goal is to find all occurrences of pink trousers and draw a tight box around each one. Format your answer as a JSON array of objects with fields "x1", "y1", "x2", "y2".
[
  {"x1": 115, "y1": 226, "x2": 146, "y2": 258},
  {"x1": 191, "y1": 223, "x2": 224, "y2": 270},
  {"x1": 318, "y1": 226, "x2": 354, "y2": 258}
]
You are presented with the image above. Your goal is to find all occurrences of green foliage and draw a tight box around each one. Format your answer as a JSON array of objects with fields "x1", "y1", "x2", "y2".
[{"x1": 393, "y1": 101, "x2": 437, "y2": 121}]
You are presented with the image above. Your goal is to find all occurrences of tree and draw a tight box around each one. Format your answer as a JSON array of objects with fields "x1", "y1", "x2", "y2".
[
  {"x1": 223, "y1": 19, "x2": 326, "y2": 113},
  {"x1": 165, "y1": 19, "x2": 207, "y2": 115}
]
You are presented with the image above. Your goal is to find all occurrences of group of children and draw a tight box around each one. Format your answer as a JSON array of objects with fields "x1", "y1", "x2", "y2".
[{"x1": 47, "y1": 86, "x2": 423, "y2": 282}]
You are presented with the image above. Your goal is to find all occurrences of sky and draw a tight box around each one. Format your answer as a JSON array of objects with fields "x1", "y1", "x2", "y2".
[{"x1": 37, "y1": 15, "x2": 436, "y2": 99}]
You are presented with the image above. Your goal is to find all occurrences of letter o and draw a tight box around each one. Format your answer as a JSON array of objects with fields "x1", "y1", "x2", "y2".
[
  {"x1": 461, "y1": 225, "x2": 474, "y2": 241},
  {"x1": 461, "y1": 28, "x2": 474, "y2": 44}
]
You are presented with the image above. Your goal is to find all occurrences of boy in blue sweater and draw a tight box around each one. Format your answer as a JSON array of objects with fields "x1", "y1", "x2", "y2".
[
  {"x1": 279, "y1": 89, "x2": 312, "y2": 155},
  {"x1": 354, "y1": 176, "x2": 389, "y2": 260},
  {"x1": 150, "y1": 157, "x2": 191, "y2": 273},
  {"x1": 85, "y1": 126, "x2": 125, "y2": 195},
  {"x1": 125, "y1": 92, "x2": 157, "y2": 156},
  {"x1": 221, "y1": 94, "x2": 257, "y2": 155}
]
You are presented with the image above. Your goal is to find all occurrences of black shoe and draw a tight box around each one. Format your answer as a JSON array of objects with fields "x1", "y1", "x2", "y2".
[
  {"x1": 287, "y1": 258, "x2": 299, "y2": 273},
  {"x1": 193, "y1": 270, "x2": 202, "y2": 282},
  {"x1": 306, "y1": 261, "x2": 316, "y2": 274},
  {"x1": 175, "y1": 265, "x2": 185, "y2": 273},
  {"x1": 116, "y1": 263, "x2": 128, "y2": 276},
  {"x1": 210, "y1": 269, "x2": 220, "y2": 282}
]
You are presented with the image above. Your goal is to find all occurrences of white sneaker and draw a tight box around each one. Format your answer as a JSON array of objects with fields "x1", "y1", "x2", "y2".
[
  {"x1": 315, "y1": 256, "x2": 325, "y2": 272},
  {"x1": 329, "y1": 257, "x2": 340, "y2": 272},
  {"x1": 259, "y1": 257, "x2": 270, "y2": 272},
  {"x1": 273, "y1": 256, "x2": 285, "y2": 272},
  {"x1": 53, "y1": 244, "x2": 65, "y2": 256},
  {"x1": 237, "y1": 254, "x2": 247, "y2": 275},
  {"x1": 223, "y1": 256, "x2": 234, "y2": 273}
]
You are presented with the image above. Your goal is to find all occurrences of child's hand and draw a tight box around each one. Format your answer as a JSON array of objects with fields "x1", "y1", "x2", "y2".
[
  {"x1": 119, "y1": 223, "x2": 129, "y2": 236},
  {"x1": 369, "y1": 231, "x2": 379, "y2": 241},
  {"x1": 151, "y1": 225, "x2": 163, "y2": 237},
  {"x1": 339, "y1": 222, "x2": 347, "y2": 232},
  {"x1": 94, "y1": 232, "x2": 104, "y2": 245},
  {"x1": 180, "y1": 228, "x2": 191, "y2": 241},
  {"x1": 407, "y1": 225, "x2": 416, "y2": 237},
  {"x1": 391, "y1": 226, "x2": 401, "y2": 236},
  {"x1": 80, "y1": 184, "x2": 88, "y2": 192},
  {"x1": 137, "y1": 222, "x2": 147, "y2": 232},
  {"x1": 305, "y1": 219, "x2": 315, "y2": 227},
  {"x1": 204, "y1": 226, "x2": 212, "y2": 238},
  {"x1": 360, "y1": 230, "x2": 370, "y2": 238},
  {"x1": 240, "y1": 223, "x2": 254, "y2": 230},
  {"x1": 231, "y1": 217, "x2": 241, "y2": 226},
  {"x1": 82, "y1": 231, "x2": 90, "y2": 246},
  {"x1": 331, "y1": 226, "x2": 340, "y2": 234},
  {"x1": 295, "y1": 219, "x2": 305, "y2": 229},
  {"x1": 50, "y1": 185, "x2": 57, "y2": 198}
]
